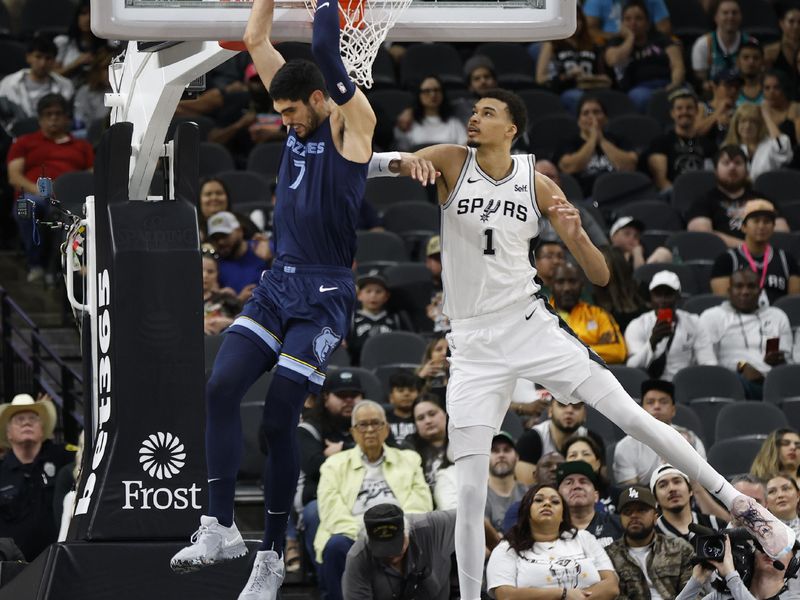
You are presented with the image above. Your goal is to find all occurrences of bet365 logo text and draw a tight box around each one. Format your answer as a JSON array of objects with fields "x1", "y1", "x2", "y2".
[{"x1": 122, "y1": 432, "x2": 201, "y2": 510}]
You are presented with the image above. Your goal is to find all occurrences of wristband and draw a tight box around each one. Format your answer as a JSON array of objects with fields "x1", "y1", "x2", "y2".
[{"x1": 368, "y1": 151, "x2": 401, "y2": 179}]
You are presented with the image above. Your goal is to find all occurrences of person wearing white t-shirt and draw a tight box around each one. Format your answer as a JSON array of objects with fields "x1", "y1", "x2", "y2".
[{"x1": 486, "y1": 483, "x2": 619, "y2": 600}]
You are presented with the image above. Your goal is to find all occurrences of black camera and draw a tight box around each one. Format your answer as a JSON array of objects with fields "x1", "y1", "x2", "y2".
[
  {"x1": 690, "y1": 525, "x2": 756, "y2": 592},
  {"x1": 694, "y1": 531, "x2": 729, "y2": 562}
]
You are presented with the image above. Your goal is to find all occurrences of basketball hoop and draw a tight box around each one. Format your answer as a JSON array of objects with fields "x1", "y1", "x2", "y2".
[{"x1": 304, "y1": 0, "x2": 412, "y2": 89}]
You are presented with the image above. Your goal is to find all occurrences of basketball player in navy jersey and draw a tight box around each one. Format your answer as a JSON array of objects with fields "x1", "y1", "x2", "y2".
[
  {"x1": 169, "y1": 0, "x2": 395, "y2": 597},
  {"x1": 374, "y1": 89, "x2": 795, "y2": 600}
]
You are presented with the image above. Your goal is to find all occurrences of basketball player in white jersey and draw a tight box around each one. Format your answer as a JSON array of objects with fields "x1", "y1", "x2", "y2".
[{"x1": 374, "y1": 88, "x2": 795, "y2": 600}]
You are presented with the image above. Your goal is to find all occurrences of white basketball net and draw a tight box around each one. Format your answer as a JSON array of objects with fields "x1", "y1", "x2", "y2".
[{"x1": 304, "y1": 0, "x2": 412, "y2": 88}]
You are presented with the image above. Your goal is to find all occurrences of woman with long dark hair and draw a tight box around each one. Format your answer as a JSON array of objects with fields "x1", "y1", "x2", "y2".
[
  {"x1": 487, "y1": 484, "x2": 619, "y2": 599},
  {"x1": 394, "y1": 75, "x2": 466, "y2": 150},
  {"x1": 55, "y1": 0, "x2": 112, "y2": 84}
]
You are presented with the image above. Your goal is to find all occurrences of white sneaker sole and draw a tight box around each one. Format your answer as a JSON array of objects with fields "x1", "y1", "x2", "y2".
[{"x1": 170, "y1": 542, "x2": 249, "y2": 574}]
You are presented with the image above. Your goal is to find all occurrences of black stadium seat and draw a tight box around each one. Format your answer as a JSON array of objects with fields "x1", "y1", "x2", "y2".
[
  {"x1": 763, "y1": 365, "x2": 800, "y2": 404},
  {"x1": 246, "y1": 142, "x2": 284, "y2": 178},
  {"x1": 774, "y1": 295, "x2": 800, "y2": 328},
  {"x1": 665, "y1": 231, "x2": 727, "y2": 264},
  {"x1": 672, "y1": 170, "x2": 716, "y2": 219},
  {"x1": 20, "y1": 0, "x2": 74, "y2": 36},
  {"x1": 0, "y1": 40, "x2": 27, "y2": 77},
  {"x1": 54, "y1": 171, "x2": 93, "y2": 216},
  {"x1": 605, "y1": 114, "x2": 663, "y2": 155},
  {"x1": 707, "y1": 435, "x2": 767, "y2": 478},
  {"x1": 364, "y1": 177, "x2": 430, "y2": 214},
  {"x1": 606, "y1": 365, "x2": 648, "y2": 400},
  {"x1": 615, "y1": 200, "x2": 683, "y2": 231},
  {"x1": 518, "y1": 90, "x2": 568, "y2": 121},
  {"x1": 680, "y1": 293, "x2": 725, "y2": 315},
  {"x1": 754, "y1": 170, "x2": 800, "y2": 206},
  {"x1": 400, "y1": 43, "x2": 464, "y2": 89},
  {"x1": 355, "y1": 231, "x2": 409, "y2": 267},
  {"x1": 714, "y1": 401, "x2": 788, "y2": 441},
  {"x1": 216, "y1": 170, "x2": 273, "y2": 208},
  {"x1": 673, "y1": 404, "x2": 706, "y2": 445},
  {"x1": 475, "y1": 43, "x2": 537, "y2": 89},
  {"x1": 689, "y1": 398, "x2": 734, "y2": 446},
  {"x1": 360, "y1": 331, "x2": 428, "y2": 371},
  {"x1": 592, "y1": 172, "x2": 658, "y2": 217},
  {"x1": 673, "y1": 365, "x2": 745, "y2": 403},
  {"x1": 368, "y1": 89, "x2": 414, "y2": 124},
  {"x1": 528, "y1": 114, "x2": 580, "y2": 161},
  {"x1": 199, "y1": 142, "x2": 235, "y2": 177},
  {"x1": 584, "y1": 89, "x2": 637, "y2": 119}
]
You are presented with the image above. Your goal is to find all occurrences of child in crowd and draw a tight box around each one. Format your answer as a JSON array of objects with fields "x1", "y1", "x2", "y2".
[
  {"x1": 385, "y1": 371, "x2": 420, "y2": 445},
  {"x1": 347, "y1": 273, "x2": 403, "y2": 365}
]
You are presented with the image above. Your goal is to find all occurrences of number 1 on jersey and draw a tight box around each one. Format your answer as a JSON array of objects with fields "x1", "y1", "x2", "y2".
[{"x1": 483, "y1": 228, "x2": 496, "y2": 256}]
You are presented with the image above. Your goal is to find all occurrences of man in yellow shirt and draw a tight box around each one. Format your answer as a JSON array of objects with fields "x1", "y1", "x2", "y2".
[{"x1": 551, "y1": 263, "x2": 627, "y2": 364}]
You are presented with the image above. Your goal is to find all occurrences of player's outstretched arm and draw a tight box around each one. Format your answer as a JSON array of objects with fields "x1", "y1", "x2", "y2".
[
  {"x1": 311, "y1": 0, "x2": 375, "y2": 163},
  {"x1": 243, "y1": 0, "x2": 286, "y2": 90},
  {"x1": 536, "y1": 173, "x2": 610, "y2": 286}
]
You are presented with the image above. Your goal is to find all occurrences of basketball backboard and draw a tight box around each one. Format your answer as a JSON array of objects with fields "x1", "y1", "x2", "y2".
[{"x1": 92, "y1": 0, "x2": 575, "y2": 43}]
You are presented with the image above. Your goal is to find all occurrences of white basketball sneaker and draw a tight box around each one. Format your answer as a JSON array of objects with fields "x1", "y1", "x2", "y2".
[
  {"x1": 731, "y1": 494, "x2": 797, "y2": 559},
  {"x1": 237, "y1": 550, "x2": 285, "y2": 600},
  {"x1": 170, "y1": 515, "x2": 248, "y2": 573}
]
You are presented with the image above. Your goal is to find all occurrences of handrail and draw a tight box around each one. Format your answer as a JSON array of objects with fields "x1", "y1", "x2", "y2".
[{"x1": 0, "y1": 286, "x2": 83, "y2": 443}]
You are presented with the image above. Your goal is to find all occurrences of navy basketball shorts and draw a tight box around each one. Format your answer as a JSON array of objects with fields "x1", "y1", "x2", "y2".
[{"x1": 228, "y1": 260, "x2": 355, "y2": 392}]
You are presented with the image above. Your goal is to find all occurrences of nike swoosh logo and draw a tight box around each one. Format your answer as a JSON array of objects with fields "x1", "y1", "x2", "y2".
[
  {"x1": 467, "y1": 177, "x2": 481, "y2": 184},
  {"x1": 525, "y1": 309, "x2": 535, "y2": 320},
  {"x1": 319, "y1": 286, "x2": 338, "y2": 293},
  {"x1": 318, "y1": 2, "x2": 330, "y2": 8}
]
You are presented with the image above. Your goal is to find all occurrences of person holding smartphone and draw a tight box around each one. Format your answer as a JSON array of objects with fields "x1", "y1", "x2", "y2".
[
  {"x1": 702, "y1": 269, "x2": 794, "y2": 399},
  {"x1": 624, "y1": 270, "x2": 717, "y2": 381}
]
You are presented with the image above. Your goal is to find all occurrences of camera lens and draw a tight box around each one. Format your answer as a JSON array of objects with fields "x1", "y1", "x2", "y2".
[{"x1": 702, "y1": 539, "x2": 724, "y2": 560}]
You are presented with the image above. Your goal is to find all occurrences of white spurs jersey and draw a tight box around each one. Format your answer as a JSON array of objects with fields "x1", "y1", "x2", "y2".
[{"x1": 441, "y1": 147, "x2": 542, "y2": 321}]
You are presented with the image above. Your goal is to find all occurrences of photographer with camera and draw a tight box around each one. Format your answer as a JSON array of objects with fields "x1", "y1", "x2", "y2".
[{"x1": 676, "y1": 532, "x2": 800, "y2": 599}]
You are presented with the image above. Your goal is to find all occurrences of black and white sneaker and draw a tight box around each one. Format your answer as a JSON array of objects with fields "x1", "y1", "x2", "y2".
[{"x1": 170, "y1": 515, "x2": 248, "y2": 574}]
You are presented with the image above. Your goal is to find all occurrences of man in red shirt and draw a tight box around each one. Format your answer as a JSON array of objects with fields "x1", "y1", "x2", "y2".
[{"x1": 8, "y1": 93, "x2": 93, "y2": 283}]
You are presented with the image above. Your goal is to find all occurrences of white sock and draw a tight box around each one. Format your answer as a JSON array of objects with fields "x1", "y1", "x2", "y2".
[{"x1": 576, "y1": 363, "x2": 739, "y2": 508}]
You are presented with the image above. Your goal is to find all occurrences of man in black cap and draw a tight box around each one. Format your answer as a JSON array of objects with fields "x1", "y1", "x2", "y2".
[
  {"x1": 605, "y1": 485, "x2": 694, "y2": 600},
  {"x1": 556, "y1": 460, "x2": 624, "y2": 547},
  {"x1": 485, "y1": 432, "x2": 528, "y2": 553},
  {"x1": 614, "y1": 379, "x2": 706, "y2": 487},
  {"x1": 342, "y1": 503, "x2": 456, "y2": 600}
]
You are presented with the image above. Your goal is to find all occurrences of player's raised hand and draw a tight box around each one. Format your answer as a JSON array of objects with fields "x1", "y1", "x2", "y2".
[{"x1": 547, "y1": 199, "x2": 582, "y2": 240}]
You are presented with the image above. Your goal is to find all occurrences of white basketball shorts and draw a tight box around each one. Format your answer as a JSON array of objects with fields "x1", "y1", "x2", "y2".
[{"x1": 445, "y1": 295, "x2": 619, "y2": 431}]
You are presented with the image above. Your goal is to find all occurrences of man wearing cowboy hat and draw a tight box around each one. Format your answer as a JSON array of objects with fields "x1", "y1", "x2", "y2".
[{"x1": 0, "y1": 393, "x2": 71, "y2": 560}]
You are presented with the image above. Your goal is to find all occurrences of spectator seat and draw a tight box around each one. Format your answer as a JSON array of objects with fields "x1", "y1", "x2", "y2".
[
  {"x1": 199, "y1": 142, "x2": 236, "y2": 177},
  {"x1": 763, "y1": 364, "x2": 800, "y2": 404},
  {"x1": 673, "y1": 365, "x2": 745, "y2": 403},
  {"x1": 607, "y1": 365, "x2": 648, "y2": 400},
  {"x1": 680, "y1": 293, "x2": 725, "y2": 315},
  {"x1": 714, "y1": 401, "x2": 788, "y2": 441},
  {"x1": 707, "y1": 435, "x2": 768, "y2": 478},
  {"x1": 360, "y1": 331, "x2": 429, "y2": 371}
]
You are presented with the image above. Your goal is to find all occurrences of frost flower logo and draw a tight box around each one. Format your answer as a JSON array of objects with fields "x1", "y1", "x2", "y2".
[{"x1": 139, "y1": 432, "x2": 186, "y2": 480}]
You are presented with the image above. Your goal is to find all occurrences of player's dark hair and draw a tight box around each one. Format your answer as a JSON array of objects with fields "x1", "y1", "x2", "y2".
[
  {"x1": 412, "y1": 75, "x2": 453, "y2": 124},
  {"x1": 269, "y1": 59, "x2": 329, "y2": 103},
  {"x1": 37, "y1": 93, "x2": 70, "y2": 116},
  {"x1": 27, "y1": 35, "x2": 57, "y2": 58},
  {"x1": 714, "y1": 143, "x2": 748, "y2": 166},
  {"x1": 481, "y1": 88, "x2": 527, "y2": 141},
  {"x1": 505, "y1": 484, "x2": 576, "y2": 554},
  {"x1": 389, "y1": 371, "x2": 420, "y2": 391}
]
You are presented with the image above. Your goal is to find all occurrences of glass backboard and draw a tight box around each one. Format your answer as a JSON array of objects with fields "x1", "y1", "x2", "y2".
[{"x1": 92, "y1": 0, "x2": 575, "y2": 43}]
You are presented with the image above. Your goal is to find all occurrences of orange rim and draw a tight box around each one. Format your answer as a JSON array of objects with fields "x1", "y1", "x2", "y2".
[
  {"x1": 339, "y1": 0, "x2": 366, "y2": 29},
  {"x1": 218, "y1": 40, "x2": 247, "y2": 51}
]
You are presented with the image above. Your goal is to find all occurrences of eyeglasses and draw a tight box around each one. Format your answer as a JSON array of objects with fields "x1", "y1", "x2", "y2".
[
  {"x1": 10, "y1": 413, "x2": 41, "y2": 426},
  {"x1": 778, "y1": 439, "x2": 800, "y2": 448},
  {"x1": 420, "y1": 88, "x2": 442, "y2": 95},
  {"x1": 354, "y1": 419, "x2": 385, "y2": 432}
]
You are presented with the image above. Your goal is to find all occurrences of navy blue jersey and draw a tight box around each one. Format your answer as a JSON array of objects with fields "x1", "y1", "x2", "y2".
[{"x1": 273, "y1": 118, "x2": 368, "y2": 268}]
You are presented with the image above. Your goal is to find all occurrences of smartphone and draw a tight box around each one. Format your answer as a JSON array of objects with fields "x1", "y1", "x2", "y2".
[
  {"x1": 766, "y1": 337, "x2": 780, "y2": 354},
  {"x1": 657, "y1": 308, "x2": 673, "y2": 323},
  {"x1": 256, "y1": 113, "x2": 283, "y2": 127}
]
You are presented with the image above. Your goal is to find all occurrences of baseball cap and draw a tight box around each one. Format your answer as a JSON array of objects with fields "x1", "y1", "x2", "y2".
[
  {"x1": 206, "y1": 211, "x2": 240, "y2": 237},
  {"x1": 712, "y1": 68, "x2": 743, "y2": 85},
  {"x1": 640, "y1": 379, "x2": 675, "y2": 400},
  {"x1": 609, "y1": 216, "x2": 644, "y2": 238},
  {"x1": 364, "y1": 503, "x2": 405, "y2": 558},
  {"x1": 742, "y1": 199, "x2": 777, "y2": 223},
  {"x1": 667, "y1": 87, "x2": 697, "y2": 104},
  {"x1": 556, "y1": 460, "x2": 598, "y2": 488},
  {"x1": 650, "y1": 463, "x2": 690, "y2": 494},
  {"x1": 324, "y1": 370, "x2": 364, "y2": 395},
  {"x1": 492, "y1": 431, "x2": 516, "y2": 450},
  {"x1": 426, "y1": 235, "x2": 441, "y2": 257},
  {"x1": 617, "y1": 485, "x2": 658, "y2": 511},
  {"x1": 357, "y1": 272, "x2": 389, "y2": 291},
  {"x1": 463, "y1": 55, "x2": 495, "y2": 79},
  {"x1": 649, "y1": 270, "x2": 681, "y2": 292}
]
